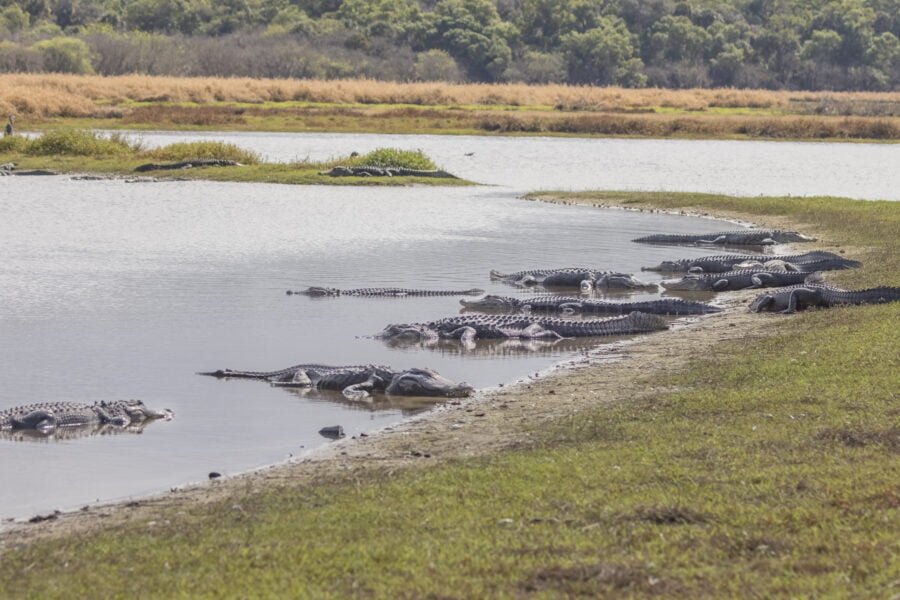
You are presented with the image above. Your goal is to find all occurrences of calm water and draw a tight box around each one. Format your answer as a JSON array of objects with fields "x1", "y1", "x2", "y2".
[
  {"x1": 1, "y1": 134, "x2": 895, "y2": 521},
  {"x1": 113, "y1": 130, "x2": 900, "y2": 199}
]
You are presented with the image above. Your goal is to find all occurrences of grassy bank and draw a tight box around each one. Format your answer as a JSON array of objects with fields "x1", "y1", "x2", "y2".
[
  {"x1": 3, "y1": 74, "x2": 899, "y2": 142},
  {"x1": 0, "y1": 130, "x2": 465, "y2": 186},
  {"x1": 1, "y1": 193, "x2": 898, "y2": 598}
]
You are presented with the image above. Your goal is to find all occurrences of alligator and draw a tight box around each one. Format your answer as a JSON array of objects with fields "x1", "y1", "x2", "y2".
[
  {"x1": 749, "y1": 284, "x2": 900, "y2": 313},
  {"x1": 632, "y1": 229, "x2": 816, "y2": 246},
  {"x1": 643, "y1": 251, "x2": 860, "y2": 274},
  {"x1": 490, "y1": 268, "x2": 657, "y2": 291},
  {"x1": 661, "y1": 269, "x2": 823, "y2": 292},
  {"x1": 320, "y1": 166, "x2": 457, "y2": 178},
  {"x1": 199, "y1": 364, "x2": 473, "y2": 399},
  {"x1": 286, "y1": 286, "x2": 484, "y2": 297},
  {"x1": 0, "y1": 400, "x2": 173, "y2": 435},
  {"x1": 460, "y1": 295, "x2": 721, "y2": 315},
  {"x1": 134, "y1": 159, "x2": 242, "y2": 172},
  {"x1": 376, "y1": 312, "x2": 668, "y2": 346}
]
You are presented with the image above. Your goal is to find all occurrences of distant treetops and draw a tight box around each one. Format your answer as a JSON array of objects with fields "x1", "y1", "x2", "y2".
[{"x1": 0, "y1": 0, "x2": 897, "y2": 90}]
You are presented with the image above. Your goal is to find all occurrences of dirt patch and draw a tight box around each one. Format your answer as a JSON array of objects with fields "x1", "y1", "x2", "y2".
[
  {"x1": 630, "y1": 505, "x2": 711, "y2": 525},
  {"x1": 522, "y1": 562, "x2": 683, "y2": 596},
  {"x1": 816, "y1": 427, "x2": 900, "y2": 453}
]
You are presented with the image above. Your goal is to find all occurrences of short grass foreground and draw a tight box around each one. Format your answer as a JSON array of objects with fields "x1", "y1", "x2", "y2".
[
  {"x1": 0, "y1": 129, "x2": 463, "y2": 186},
  {"x1": 1, "y1": 194, "x2": 898, "y2": 598}
]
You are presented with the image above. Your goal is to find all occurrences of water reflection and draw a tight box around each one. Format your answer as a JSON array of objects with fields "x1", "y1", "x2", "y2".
[
  {"x1": 381, "y1": 336, "x2": 615, "y2": 358},
  {"x1": 0, "y1": 422, "x2": 163, "y2": 443},
  {"x1": 279, "y1": 387, "x2": 439, "y2": 417}
]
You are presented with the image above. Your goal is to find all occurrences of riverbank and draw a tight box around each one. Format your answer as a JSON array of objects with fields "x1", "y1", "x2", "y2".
[
  {"x1": 0, "y1": 131, "x2": 466, "y2": 186},
  {"x1": 1, "y1": 192, "x2": 897, "y2": 598},
  {"x1": 4, "y1": 74, "x2": 899, "y2": 142}
]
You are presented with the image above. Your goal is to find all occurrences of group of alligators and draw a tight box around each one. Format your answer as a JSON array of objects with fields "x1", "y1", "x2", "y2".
[{"x1": 4, "y1": 225, "x2": 898, "y2": 440}]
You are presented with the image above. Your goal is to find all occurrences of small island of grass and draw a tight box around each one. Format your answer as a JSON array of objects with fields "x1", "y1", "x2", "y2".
[{"x1": 0, "y1": 129, "x2": 469, "y2": 186}]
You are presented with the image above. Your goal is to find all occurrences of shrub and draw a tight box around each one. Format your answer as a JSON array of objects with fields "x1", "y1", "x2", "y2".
[
  {"x1": 0, "y1": 134, "x2": 29, "y2": 153},
  {"x1": 26, "y1": 129, "x2": 136, "y2": 156},
  {"x1": 32, "y1": 37, "x2": 95, "y2": 74},
  {"x1": 143, "y1": 141, "x2": 260, "y2": 164},
  {"x1": 347, "y1": 148, "x2": 437, "y2": 170}
]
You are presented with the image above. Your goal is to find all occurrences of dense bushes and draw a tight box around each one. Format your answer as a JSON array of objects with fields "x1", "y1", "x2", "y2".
[{"x1": 0, "y1": 0, "x2": 897, "y2": 90}]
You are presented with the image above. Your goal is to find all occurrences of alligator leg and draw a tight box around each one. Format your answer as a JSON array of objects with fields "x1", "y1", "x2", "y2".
[
  {"x1": 712, "y1": 278, "x2": 730, "y2": 291},
  {"x1": 270, "y1": 369, "x2": 312, "y2": 387},
  {"x1": 342, "y1": 376, "x2": 383, "y2": 401},
  {"x1": 558, "y1": 302, "x2": 583, "y2": 315},
  {"x1": 12, "y1": 410, "x2": 58, "y2": 433},
  {"x1": 521, "y1": 324, "x2": 564, "y2": 340}
]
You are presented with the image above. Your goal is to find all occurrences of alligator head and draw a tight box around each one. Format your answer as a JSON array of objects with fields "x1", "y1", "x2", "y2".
[
  {"x1": 642, "y1": 261, "x2": 682, "y2": 272},
  {"x1": 376, "y1": 323, "x2": 438, "y2": 341},
  {"x1": 97, "y1": 400, "x2": 173, "y2": 426},
  {"x1": 287, "y1": 286, "x2": 340, "y2": 297},
  {"x1": 594, "y1": 273, "x2": 659, "y2": 290},
  {"x1": 660, "y1": 275, "x2": 708, "y2": 291},
  {"x1": 384, "y1": 368, "x2": 474, "y2": 398},
  {"x1": 459, "y1": 295, "x2": 519, "y2": 311},
  {"x1": 777, "y1": 231, "x2": 817, "y2": 243}
]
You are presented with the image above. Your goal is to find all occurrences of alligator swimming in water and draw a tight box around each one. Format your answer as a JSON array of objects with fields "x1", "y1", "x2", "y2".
[
  {"x1": 633, "y1": 229, "x2": 816, "y2": 246},
  {"x1": 643, "y1": 251, "x2": 860, "y2": 274},
  {"x1": 460, "y1": 295, "x2": 721, "y2": 315},
  {"x1": 376, "y1": 312, "x2": 668, "y2": 346},
  {"x1": 749, "y1": 284, "x2": 900, "y2": 313},
  {"x1": 287, "y1": 287, "x2": 484, "y2": 297},
  {"x1": 0, "y1": 400, "x2": 173, "y2": 435},
  {"x1": 490, "y1": 268, "x2": 657, "y2": 291},
  {"x1": 199, "y1": 364, "x2": 473, "y2": 399},
  {"x1": 661, "y1": 269, "x2": 822, "y2": 292}
]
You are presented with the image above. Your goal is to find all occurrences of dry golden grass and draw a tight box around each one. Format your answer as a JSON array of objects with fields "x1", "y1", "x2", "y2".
[{"x1": 2, "y1": 73, "x2": 900, "y2": 117}]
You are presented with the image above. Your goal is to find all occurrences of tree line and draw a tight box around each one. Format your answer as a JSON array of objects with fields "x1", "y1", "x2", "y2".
[{"x1": 0, "y1": 0, "x2": 897, "y2": 90}]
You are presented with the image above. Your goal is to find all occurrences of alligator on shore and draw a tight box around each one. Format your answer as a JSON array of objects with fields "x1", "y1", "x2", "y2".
[
  {"x1": 661, "y1": 270, "x2": 822, "y2": 292},
  {"x1": 633, "y1": 229, "x2": 816, "y2": 246},
  {"x1": 320, "y1": 166, "x2": 457, "y2": 178},
  {"x1": 643, "y1": 251, "x2": 860, "y2": 273},
  {"x1": 376, "y1": 312, "x2": 668, "y2": 347},
  {"x1": 134, "y1": 159, "x2": 242, "y2": 173},
  {"x1": 199, "y1": 364, "x2": 473, "y2": 399},
  {"x1": 287, "y1": 287, "x2": 484, "y2": 297},
  {"x1": 0, "y1": 400, "x2": 173, "y2": 435},
  {"x1": 460, "y1": 295, "x2": 721, "y2": 315},
  {"x1": 749, "y1": 284, "x2": 900, "y2": 313},
  {"x1": 490, "y1": 268, "x2": 658, "y2": 291}
]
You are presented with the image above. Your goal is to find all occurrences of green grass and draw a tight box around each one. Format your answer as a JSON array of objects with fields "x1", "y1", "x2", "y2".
[
  {"x1": 0, "y1": 131, "x2": 465, "y2": 186},
  {"x1": 142, "y1": 141, "x2": 261, "y2": 164},
  {"x1": 0, "y1": 193, "x2": 897, "y2": 598}
]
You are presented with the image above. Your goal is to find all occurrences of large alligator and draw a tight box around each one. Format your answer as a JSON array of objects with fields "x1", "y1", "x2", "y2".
[
  {"x1": 134, "y1": 159, "x2": 242, "y2": 172},
  {"x1": 633, "y1": 229, "x2": 816, "y2": 246},
  {"x1": 643, "y1": 250, "x2": 861, "y2": 274},
  {"x1": 0, "y1": 400, "x2": 173, "y2": 435},
  {"x1": 661, "y1": 269, "x2": 822, "y2": 292},
  {"x1": 376, "y1": 311, "x2": 668, "y2": 346},
  {"x1": 320, "y1": 166, "x2": 457, "y2": 178},
  {"x1": 460, "y1": 295, "x2": 721, "y2": 315},
  {"x1": 750, "y1": 284, "x2": 900, "y2": 313},
  {"x1": 199, "y1": 364, "x2": 473, "y2": 399},
  {"x1": 287, "y1": 286, "x2": 484, "y2": 297},
  {"x1": 490, "y1": 268, "x2": 657, "y2": 291}
]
